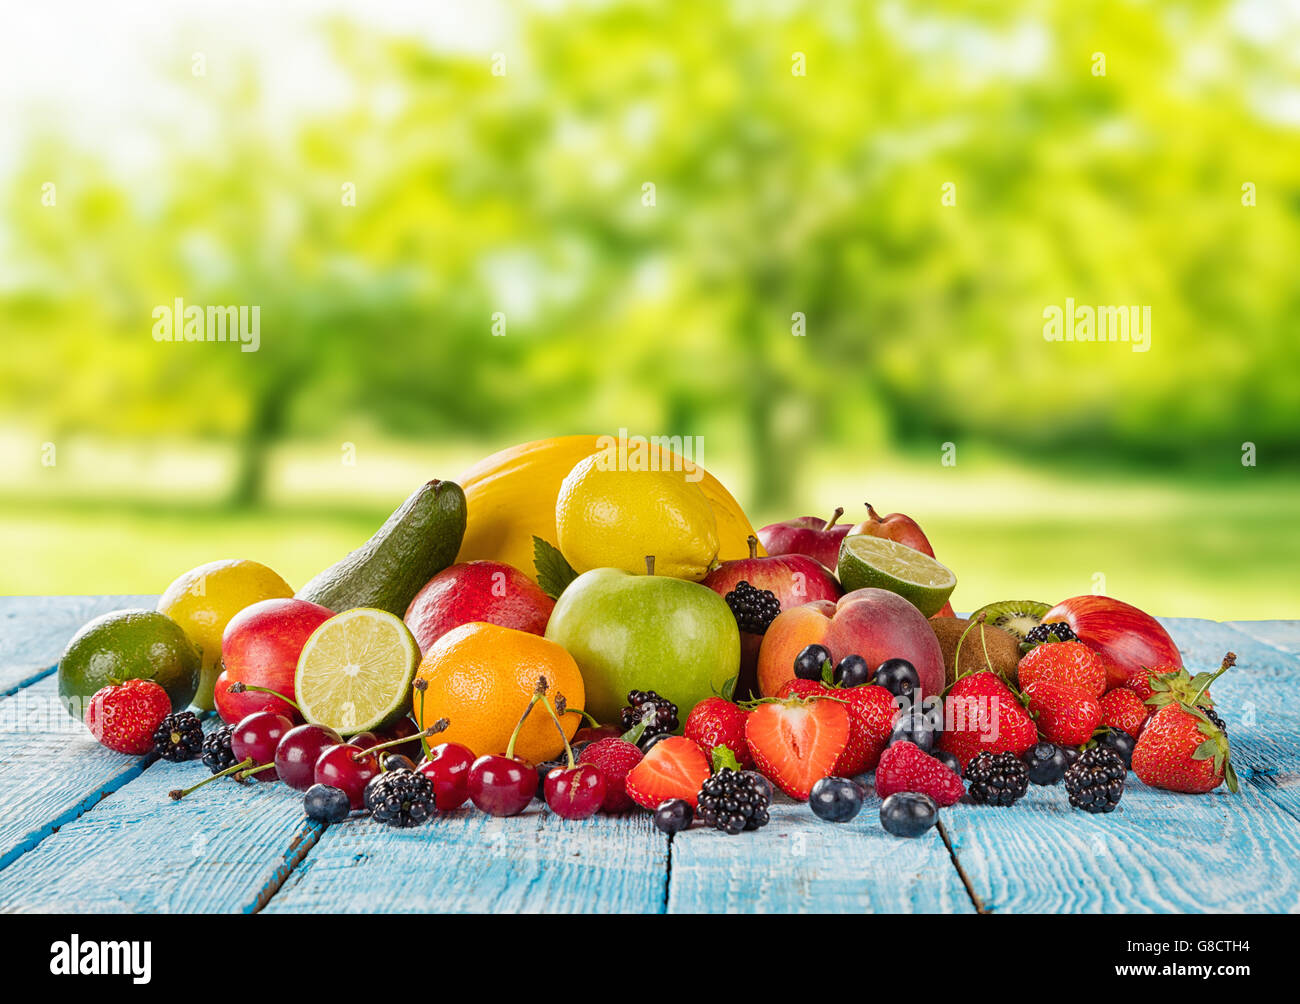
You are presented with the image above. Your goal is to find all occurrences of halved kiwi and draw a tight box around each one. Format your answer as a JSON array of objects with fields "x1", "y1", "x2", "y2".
[{"x1": 967, "y1": 600, "x2": 1051, "y2": 641}]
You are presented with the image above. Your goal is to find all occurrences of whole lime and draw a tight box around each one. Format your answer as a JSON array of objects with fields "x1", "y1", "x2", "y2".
[{"x1": 58, "y1": 609, "x2": 201, "y2": 721}]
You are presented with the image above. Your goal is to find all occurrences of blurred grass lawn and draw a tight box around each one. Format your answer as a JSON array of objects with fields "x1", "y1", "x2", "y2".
[{"x1": 1, "y1": 444, "x2": 1294, "y2": 622}]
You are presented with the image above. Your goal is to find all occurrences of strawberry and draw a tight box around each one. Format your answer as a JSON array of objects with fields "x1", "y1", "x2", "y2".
[
  {"x1": 938, "y1": 671, "x2": 1037, "y2": 768},
  {"x1": 778, "y1": 678, "x2": 897, "y2": 775},
  {"x1": 1132, "y1": 652, "x2": 1238, "y2": 794},
  {"x1": 684, "y1": 697, "x2": 752, "y2": 769},
  {"x1": 578, "y1": 737, "x2": 643, "y2": 812},
  {"x1": 744, "y1": 697, "x2": 849, "y2": 800},
  {"x1": 1017, "y1": 641, "x2": 1106, "y2": 698},
  {"x1": 875, "y1": 741, "x2": 965, "y2": 806},
  {"x1": 1099, "y1": 686, "x2": 1150, "y2": 737},
  {"x1": 85, "y1": 679, "x2": 171, "y2": 755},
  {"x1": 623, "y1": 736, "x2": 712, "y2": 810},
  {"x1": 1024, "y1": 680, "x2": 1102, "y2": 747}
]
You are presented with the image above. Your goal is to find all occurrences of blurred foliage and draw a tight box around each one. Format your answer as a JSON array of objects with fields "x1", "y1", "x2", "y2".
[{"x1": 2, "y1": 0, "x2": 1299, "y2": 512}]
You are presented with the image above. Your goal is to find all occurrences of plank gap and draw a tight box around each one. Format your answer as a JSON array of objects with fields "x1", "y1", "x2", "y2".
[{"x1": 937, "y1": 820, "x2": 988, "y2": 915}]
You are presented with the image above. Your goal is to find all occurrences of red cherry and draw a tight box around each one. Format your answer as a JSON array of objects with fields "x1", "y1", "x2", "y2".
[
  {"x1": 416, "y1": 742, "x2": 475, "y2": 810},
  {"x1": 467, "y1": 754, "x2": 535, "y2": 817},
  {"x1": 274, "y1": 724, "x2": 342, "y2": 791},
  {"x1": 314, "y1": 743, "x2": 379, "y2": 809},
  {"x1": 544, "y1": 764, "x2": 606, "y2": 820},
  {"x1": 346, "y1": 732, "x2": 380, "y2": 750},
  {"x1": 232, "y1": 711, "x2": 293, "y2": 782},
  {"x1": 373, "y1": 716, "x2": 424, "y2": 761}
]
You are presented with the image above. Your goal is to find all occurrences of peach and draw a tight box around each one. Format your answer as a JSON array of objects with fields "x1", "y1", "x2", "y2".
[{"x1": 757, "y1": 589, "x2": 945, "y2": 698}]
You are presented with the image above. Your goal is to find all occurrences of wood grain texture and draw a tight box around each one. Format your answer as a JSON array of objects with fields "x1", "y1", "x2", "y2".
[
  {"x1": 264, "y1": 802, "x2": 669, "y2": 914},
  {"x1": 668, "y1": 794, "x2": 977, "y2": 913},
  {"x1": 1226, "y1": 620, "x2": 1300, "y2": 656},
  {"x1": 0, "y1": 677, "x2": 154, "y2": 870},
  {"x1": 0, "y1": 739, "x2": 322, "y2": 913},
  {"x1": 0, "y1": 594, "x2": 158, "y2": 694}
]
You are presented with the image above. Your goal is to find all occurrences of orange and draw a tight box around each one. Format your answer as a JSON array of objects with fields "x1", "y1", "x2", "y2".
[{"x1": 412, "y1": 622, "x2": 584, "y2": 762}]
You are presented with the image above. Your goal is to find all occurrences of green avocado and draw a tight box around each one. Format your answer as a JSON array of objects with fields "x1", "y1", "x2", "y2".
[{"x1": 297, "y1": 479, "x2": 467, "y2": 618}]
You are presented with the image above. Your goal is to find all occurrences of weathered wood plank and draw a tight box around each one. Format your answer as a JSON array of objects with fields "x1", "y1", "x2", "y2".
[
  {"x1": 0, "y1": 736, "x2": 321, "y2": 913},
  {"x1": 0, "y1": 677, "x2": 155, "y2": 871},
  {"x1": 0, "y1": 595, "x2": 158, "y2": 694},
  {"x1": 1227, "y1": 620, "x2": 1300, "y2": 657},
  {"x1": 264, "y1": 802, "x2": 669, "y2": 914},
  {"x1": 667, "y1": 794, "x2": 977, "y2": 913}
]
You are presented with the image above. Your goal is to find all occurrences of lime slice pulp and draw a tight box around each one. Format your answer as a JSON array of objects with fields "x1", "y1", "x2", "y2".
[
  {"x1": 837, "y1": 535, "x2": 957, "y2": 617},
  {"x1": 295, "y1": 607, "x2": 419, "y2": 733}
]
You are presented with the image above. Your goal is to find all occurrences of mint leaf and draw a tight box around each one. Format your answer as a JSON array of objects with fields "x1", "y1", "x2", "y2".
[
  {"x1": 533, "y1": 536, "x2": 578, "y2": 599},
  {"x1": 711, "y1": 745, "x2": 742, "y2": 773}
]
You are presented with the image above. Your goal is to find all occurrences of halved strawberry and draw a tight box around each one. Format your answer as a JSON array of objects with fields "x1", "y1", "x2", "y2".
[
  {"x1": 778, "y1": 678, "x2": 897, "y2": 775},
  {"x1": 624, "y1": 736, "x2": 712, "y2": 810},
  {"x1": 744, "y1": 697, "x2": 849, "y2": 801}
]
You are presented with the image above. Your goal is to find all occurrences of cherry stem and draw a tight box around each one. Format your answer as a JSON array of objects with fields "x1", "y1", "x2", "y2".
[
  {"x1": 826, "y1": 507, "x2": 844, "y2": 529},
  {"x1": 539, "y1": 693, "x2": 576, "y2": 770},
  {"x1": 505, "y1": 676, "x2": 548, "y2": 761},
  {"x1": 227, "y1": 681, "x2": 301, "y2": 713},
  {"x1": 354, "y1": 721, "x2": 448, "y2": 762},
  {"x1": 236, "y1": 762, "x2": 276, "y2": 781},
  {"x1": 169, "y1": 757, "x2": 253, "y2": 800},
  {"x1": 415, "y1": 677, "x2": 431, "y2": 759}
]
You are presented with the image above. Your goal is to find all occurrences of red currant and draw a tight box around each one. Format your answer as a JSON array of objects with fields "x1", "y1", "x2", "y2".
[
  {"x1": 416, "y1": 742, "x2": 475, "y2": 810},
  {"x1": 544, "y1": 764, "x2": 606, "y2": 820}
]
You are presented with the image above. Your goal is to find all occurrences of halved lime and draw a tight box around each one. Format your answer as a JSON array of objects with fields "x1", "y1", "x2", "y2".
[
  {"x1": 837, "y1": 535, "x2": 957, "y2": 617},
  {"x1": 295, "y1": 608, "x2": 419, "y2": 734}
]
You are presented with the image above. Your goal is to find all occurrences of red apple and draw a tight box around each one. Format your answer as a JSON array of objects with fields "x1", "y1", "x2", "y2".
[
  {"x1": 405, "y1": 560, "x2": 554, "y2": 654},
  {"x1": 701, "y1": 536, "x2": 843, "y2": 699},
  {"x1": 1043, "y1": 595, "x2": 1182, "y2": 692},
  {"x1": 850, "y1": 503, "x2": 955, "y2": 619},
  {"x1": 217, "y1": 597, "x2": 334, "y2": 724},
  {"x1": 757, "y1": 588, "x2": 945, "y2": 698},
  {"x1": 757, "y1": 507, "x2": 853, "y2": 571}
]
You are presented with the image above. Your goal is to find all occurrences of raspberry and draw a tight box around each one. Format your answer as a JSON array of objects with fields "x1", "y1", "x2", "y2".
[{"x1": 875, "y1": 741, "x2": 965, "y2": 806}]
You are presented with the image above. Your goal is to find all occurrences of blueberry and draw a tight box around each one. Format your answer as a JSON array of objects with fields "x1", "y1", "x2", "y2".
[
  {"x1": 1023, "y1": 742, "x2": 1069, "y2": 785},
  {"x1": 809, "y1": 776, "x2": 865, "y2": 823},
  {"x1": 1100, "y1": 729, "x2": 1136, "y2": 769},
  {"x1": 1060, "y1": 745, "x2": 1082, "y2": 765},
  {"x1": 304, "y1": 784, "x2": 351, "y2": 823},
  {"x1": 742, "y1": 770, "x2": 773, "y2": 803},
  {"x1": 880, "y1": 792, "x2": 939, "y2": 838},
  {"x1": 874, "y1": 658, "x2": 920, "y2": 699},
  {"x1": 536, "y1": 759, "x2": 564, "y2": 798},
  {"x1": 794, "y1": 644, "x2": 832, "y2": 681},
  {"x1": 381, "y1": 753, "x2": 416, "y2": 773},
  {"x1": 933, "y1": 750, "x2": 963, "y2": 778},
  {"x1": 833, "y1": 654, "x2": 872, "y2": 688},
  {"x1": 640, "y1": 733, "x2": 674, "y2": 755},
  {"x1": 888, "y1": 708, "x2": 941, "y2": 753},
  {"x1": 653, "y1": 798, "x2": 694, "y2": 834}
]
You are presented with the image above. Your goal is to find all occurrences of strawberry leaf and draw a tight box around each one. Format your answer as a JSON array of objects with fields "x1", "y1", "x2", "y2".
[
  {"x1": 1191, "y1": 739, "x2": 1218, "y2": 761},
  {"x1": 533, "y1": 537, "x2": 578, "y2": 599}
]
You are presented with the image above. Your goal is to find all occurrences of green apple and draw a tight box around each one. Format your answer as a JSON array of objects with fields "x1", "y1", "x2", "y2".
[{"x1": 545, "y1": 566, "x2": 741, "y2": 724}]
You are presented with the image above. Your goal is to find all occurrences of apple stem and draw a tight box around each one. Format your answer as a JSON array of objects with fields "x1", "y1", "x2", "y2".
[
  {"x1": 826, "y1": 507, "x2": 844, "y2": 529},
  {"x1": 505, "y1": 676, "x2": 548, "y2": 761},
  {"x1": 747, "y1": 535, "x2": 758, "y2": 560},
  {"x1": 226, "y1": 681, "x2": 301, "y2": 714},
  {"x1": 168, "y1": 757, "x2": 254, "y2": 800},
  {"x1": 645, "y1": 555, "x2": 656, "y2": 575}
]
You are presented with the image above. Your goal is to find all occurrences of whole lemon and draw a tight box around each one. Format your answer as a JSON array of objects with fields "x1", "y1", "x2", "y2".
[
  {"x1": 556, "y1": 453, "x2": 719, "y2": 581},
  {"x1": 157, "y1": 559, "x2": 294, "y2": 710}
]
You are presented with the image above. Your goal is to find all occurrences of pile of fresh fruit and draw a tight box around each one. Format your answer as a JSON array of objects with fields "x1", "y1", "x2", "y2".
[{"x1": 56, "y1": 434, "x2": 1240, "y2": 843}]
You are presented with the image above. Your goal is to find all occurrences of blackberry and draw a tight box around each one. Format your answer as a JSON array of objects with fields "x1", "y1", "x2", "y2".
[
  {"x1": 724, "y1": 581, "x2": 781, "y2": 634},
  {"x1": 364, "y1": 769, "x2": 435, "y2": 827},
  {"x1": 1022, "y1": 621, "x2": 1077, "y2": 648},
  {"x1": 965, "y1": 751, "x2": 1029, "y2": 806},
  {"x1": 697, "y1": 767, "x2": 771, "y2": 835},
  {"x1": 1199, "y1": 706, "x2": 1227, "y2": 732},
  {"x1": 1064, "y1": 746, "x2": 1126, "y2": 813},
  {"x1": 153, "y1": 712, "x2": 205, "y2": 762},
  {"x1": 620, "y1": 690, "x2": 679, "y2": 750},
  {"x1": 201, "y1": 724, "x2": 238, "y2": 774}
]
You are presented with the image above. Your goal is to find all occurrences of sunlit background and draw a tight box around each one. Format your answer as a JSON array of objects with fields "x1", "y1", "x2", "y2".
[{"x1": 2, "y1": 0, "x2": 1298, "y2": 618}]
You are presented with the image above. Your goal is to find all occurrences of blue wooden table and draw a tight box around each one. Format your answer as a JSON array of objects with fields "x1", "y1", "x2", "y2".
[{"x1": 1, "y1": 596, "x2": 1297, "y2": 913}]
